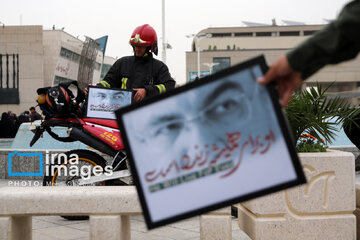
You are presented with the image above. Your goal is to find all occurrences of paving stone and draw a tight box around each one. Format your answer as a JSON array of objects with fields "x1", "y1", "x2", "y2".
[
  {"x1": 32, "y1": 225, "x2": 88, "y2": 240},
  {"x1": 200, "y1": 215, "x2": 231, "y2": 240},
  {"x1": 152, "y1": 226, "x2": 199, "y2": 240},
  {"x1": 32, "y1": 218, "x2": 60, "y2": 230}
]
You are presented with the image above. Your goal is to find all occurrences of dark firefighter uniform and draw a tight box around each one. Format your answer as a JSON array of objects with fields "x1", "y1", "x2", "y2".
[{"x1": 98, "y1": 53, "x2": 175, "y2": 98}]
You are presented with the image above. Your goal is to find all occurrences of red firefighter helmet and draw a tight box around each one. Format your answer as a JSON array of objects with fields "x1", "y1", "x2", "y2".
[{"x1": 129, "y1": 24, "x2": 158, "y2": 55}]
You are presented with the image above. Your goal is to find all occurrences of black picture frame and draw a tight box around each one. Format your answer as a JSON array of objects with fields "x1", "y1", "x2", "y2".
[
  {"x1": 115, "y1": 55, "x2": 306, "y2": 229},
  {"x1": 86, "y1": 86, "x2": 134, "y2": 120}
]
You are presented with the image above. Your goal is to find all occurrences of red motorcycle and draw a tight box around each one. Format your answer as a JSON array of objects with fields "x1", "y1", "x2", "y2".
[{"x1": 30, "y1": 82, "x2": 132, "y2": 187}]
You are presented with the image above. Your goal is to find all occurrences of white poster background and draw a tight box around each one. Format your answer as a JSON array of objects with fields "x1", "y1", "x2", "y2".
[
  {"x1": 87, "y1": 88, "x2": 132, "y2": 119},
  {"x1": 122, "y1": 66, "x2": 297, "y2": 222}
]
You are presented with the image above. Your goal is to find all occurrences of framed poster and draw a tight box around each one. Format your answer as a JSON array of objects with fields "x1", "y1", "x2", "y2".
[
  {"x1": 115, "y1": 55, "x2": 306, "y2": 229},
  {"x1": 86, "y1": 86, "x2": 133, "y2": 120}
]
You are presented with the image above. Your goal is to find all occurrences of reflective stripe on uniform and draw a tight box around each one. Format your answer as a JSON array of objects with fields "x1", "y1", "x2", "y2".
[
  {"x1": 99, "y1": 81, "x2": 111, "y2": 88},
  {"x1": 156, "y1": 84, "x2": 166, "y2": 93},
  {"x1": 121, "y1": 78, "x2": 128, "y2": 89}
]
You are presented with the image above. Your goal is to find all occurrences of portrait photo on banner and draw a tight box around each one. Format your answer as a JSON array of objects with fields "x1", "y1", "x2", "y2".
[
  {"x1": 86, "y1": 86, "x2": 133, "y2": 119},
  {"x1": 115, "y1": 55, "x2": 306, "y2": 229}
]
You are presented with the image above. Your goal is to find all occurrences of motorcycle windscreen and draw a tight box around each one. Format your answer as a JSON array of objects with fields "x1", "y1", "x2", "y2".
[{"x1": 115, "y1": 55, "x2": 306, "y2": 230}]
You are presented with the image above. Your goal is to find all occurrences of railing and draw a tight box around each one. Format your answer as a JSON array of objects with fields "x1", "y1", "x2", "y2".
[{"x1": 0, "y1": 186, "x2": 232, "y2": 240}]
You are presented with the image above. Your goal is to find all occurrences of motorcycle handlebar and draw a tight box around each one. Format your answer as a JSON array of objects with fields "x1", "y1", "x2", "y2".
[{"x1": 29, "y1": 126, "x2": 45, "y2": 147}]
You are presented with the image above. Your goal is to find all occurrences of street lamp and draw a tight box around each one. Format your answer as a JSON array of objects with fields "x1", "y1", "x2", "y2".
[
  {"x1": 186, "y1": 33, "x2": 212, "y2": 78},
  {"x1": 203, "y1": 62, "x2": 219, "y2": 75},
  {"x1": 161, "y1": 0, "x2": 172, "y2": 64},
  {"x1": 161, "y1": 0, "x2": 166, "y2": 63}
]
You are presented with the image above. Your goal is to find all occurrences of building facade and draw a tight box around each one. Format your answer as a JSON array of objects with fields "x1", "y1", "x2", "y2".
[
  {"x1": 186, "y1": 25, "x2": 360, "y2": 104},
  {"x1": 0, "y1": 25, "x2": 104, "y2": 114}
]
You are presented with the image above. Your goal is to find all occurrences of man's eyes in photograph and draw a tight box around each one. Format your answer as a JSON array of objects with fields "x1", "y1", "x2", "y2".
[
  {"x1": 152, "y1": 120, "x2": 184, "y2": 138},
  {"x1": 111, "y1": 92, "x2": 125, "y2": 100},
  {"x1": 205, "y1": 96, "x2": 244, "y2": 120},
  {"x1": 147, "y1": 114, "x2": 185, "y2": 139},
  {"x1": 95, "y1": 93, "x2": 107, "y2": 100},
  {"x1": 201, "y1": 82, "x2": 248, "y2": 122}
]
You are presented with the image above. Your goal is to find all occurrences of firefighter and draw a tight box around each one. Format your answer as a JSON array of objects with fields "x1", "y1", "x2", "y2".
[{"x1": 98, "y1": 24, "x2": 176, "y2": 102}]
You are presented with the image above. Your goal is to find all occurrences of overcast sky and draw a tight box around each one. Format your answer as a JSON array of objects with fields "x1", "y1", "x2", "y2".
[{"x1": 1, "y1": 0, "x2": 351, "y2": 85}]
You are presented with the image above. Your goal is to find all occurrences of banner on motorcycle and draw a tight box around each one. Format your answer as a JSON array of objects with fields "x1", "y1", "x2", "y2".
[
  {"x1": 86, "y1": 86, "x2": 133, "y2": 120},
  {"x1": 115, "y1": 55, "x2": 306, "y2": 229}
]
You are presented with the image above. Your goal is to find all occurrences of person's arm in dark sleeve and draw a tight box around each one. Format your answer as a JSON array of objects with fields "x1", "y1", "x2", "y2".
[
  {"x1": 144, "y1": 63, "x2": 176, "y2": 97},
  {"x1": 97, "y1": 59, "x2": 122, "y2": 88},
  {"x1": 287, "y1": 0, "x2": 360, "y2": 80}
]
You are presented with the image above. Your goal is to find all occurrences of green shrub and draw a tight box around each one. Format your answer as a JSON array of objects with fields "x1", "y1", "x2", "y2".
[{"x1": 285, "y1": 83, "x2": 360, "y2": 152}]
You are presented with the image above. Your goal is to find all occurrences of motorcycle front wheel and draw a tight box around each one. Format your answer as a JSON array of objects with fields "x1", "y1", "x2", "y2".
[
  {"x1": 43, "y1": 149, "x2": 108, "y2": 187},
  {"x1": 43, "y1": 149, "x2": 108, "y2": 221}
]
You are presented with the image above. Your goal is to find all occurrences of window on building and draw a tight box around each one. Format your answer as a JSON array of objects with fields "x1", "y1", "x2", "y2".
[
  {"x1": 72, "y1": 53, "x2": 80, "y2": 62},
  {"x1": 59, "y1": 47, "x2": 81, "y2": 63},
  {"x1": 213, "y1": 57, "x2": 231, "y2": 72},
  {"x1": 234, "y1": 32, "x2": 253, "y2": 37},
  {"x1": 212, "y1": 33, "x2": 232, "y2": 38},
  {"x1": 304, "y1": 30, "x2": 318, "y2": 36},
  {"x1": 0, "y1": 53, "x2": 19, "y2": 104},
  {"x1": 101, "y1": 64, "x2": 112, "y2": 79},
  {"x1": 255, "y1": 32, "x2": 272, "y2": 37},
  {"x1": 94, "y1": 62, "x2": 101, "y2": 71},
  {"x1": 279, "y1": 31, "x2": 300, "y2": 36},
  {"x1": 65, "y1": 50, "x2": 72, "y2": 59},
  {"x1": 60, "y1": 48, "x2": 67, "y2": 58}
]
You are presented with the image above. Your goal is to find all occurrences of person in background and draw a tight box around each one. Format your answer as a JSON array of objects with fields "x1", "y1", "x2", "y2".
[
  {"x1": 8, "y1": 111, "x2": 17, "y2": 124},
  {"x1": 0, "y1": 112, "x2": 16, "y2": 138},
  {"x1": 15, "y1": 111, "x2": 31, "y2": 132},
  {"x1": 29, "y1": 106, "x2": 41, "y2": 121},
  {"x1": 23, "y1": 111, "x2": 30, "y2": 120}
]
